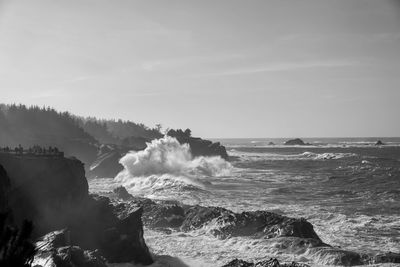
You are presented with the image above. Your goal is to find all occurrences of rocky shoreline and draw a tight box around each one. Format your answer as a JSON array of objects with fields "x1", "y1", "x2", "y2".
[{"x1": 1, "y1": 153, "x2": 399, "y2": 266}]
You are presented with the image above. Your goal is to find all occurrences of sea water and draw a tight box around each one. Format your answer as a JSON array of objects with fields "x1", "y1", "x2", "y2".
[{"x1": 89, "y1": 137, "x2": 400, "y2": 266}]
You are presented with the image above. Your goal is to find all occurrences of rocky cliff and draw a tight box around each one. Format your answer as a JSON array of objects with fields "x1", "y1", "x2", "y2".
[
  {"x1": 0, "y1": 153, "x2": 153, "y2": 265},
  {"x1": 0, "y1": 153, "x2": 88, "y2": 235},
  {"x1": 0, "y1": 164, "x2": 10, "y2": 213},
  {"x1": 87, "y1": 145, "x2": 126, "y2": 179},
  {"x1": 167, "y1": 129, "x2": 229, "y2": 160}
]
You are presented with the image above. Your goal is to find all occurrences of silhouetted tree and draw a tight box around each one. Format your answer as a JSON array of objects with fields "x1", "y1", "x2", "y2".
[
  {"x1": 184, "y1": 128, "x2": 191, "y2": 137},
  {"x1": 0, "y1": 213, "x2": 36, "y2": 267}
]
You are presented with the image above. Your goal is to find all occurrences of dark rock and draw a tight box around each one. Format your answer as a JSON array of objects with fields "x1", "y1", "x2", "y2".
[
  {"x1": 87, "y1": 145, "x2": 125, "y2": 179},
  {"x1": 0, "y1": 165, "x2": 10, "y2": 212},
  {"x1": 373, "y1": 252, "x2": 400, "y2": 263},
  {"x1": 222, "y1": 258, "x2": 254, "y2": 267},
  {"x1": 121, "y1": 136, "x2": 149, "y2": 150},
  {"x1": 284, "y1": 139, "x2": 308, "y2": 146},
  {"x1": 66, "y1": 195, "x2": 153, "y2": 264},
  {"x1": 375, "y1": 140, "x2": 384, "y2": 146},
  {"x1": 0, "y1": 212, "x2": 36, "y2": 267},
  {"x1": 309, "y1": 247, "x2": 363, "y2": 266},
  {"x1": 143, "y1": 202, "x2": 186, "y2": 228},
  {"x1": 113, "y1": 186, "x2": 133, "y2": 201},
  {"x1": 0, "y1": 154, "x2": 88, "y2": 235},
  {"x1": 0, "y1": 154, "x2": 153, "y2": 265},
  {"x1": 33, "y1": 229, "x2": 107, "y2": 267},
  {"x1": 167, "y1": 130, "x2": 229, "y2": 160},
  {"x1": 114, "y1": 199, "x2": 186, "y2": 229},
  {"x1": 180, "y1": 206, "x2": 322, "y2": 241},
  {"x1": 105, "y1": 206, "x2": 153, "y2": 264},
  {"x1": 268, "y1": 142, "x2": 275, "y2": 146}
]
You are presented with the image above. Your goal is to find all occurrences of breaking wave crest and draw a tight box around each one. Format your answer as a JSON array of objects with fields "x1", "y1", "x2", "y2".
[
  {"x1": 114, "y1": 136, "x2": 232, "y2": 193},
  {"x1": 232, "y1": 150, "x2": 357, "y2": 162},
  {"x1": 300, "y1": 151, "x2": 357, "y2": 160}
]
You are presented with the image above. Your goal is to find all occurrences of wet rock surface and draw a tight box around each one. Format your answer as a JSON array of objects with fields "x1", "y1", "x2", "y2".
[
  {"x1": 33, "y1": 229, "x2": 107, "y2": 267},
  {"x1": 130, "y1": 200, "x2": 323, "y2": 241},
  {"x1": 108, "y1": 195, "x2": 397, "y2": 266},
  {"x1": 181, "y1": 206, "x2": 323, "y2": 240}
]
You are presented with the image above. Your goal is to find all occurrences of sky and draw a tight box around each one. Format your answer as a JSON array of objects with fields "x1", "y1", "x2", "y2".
[{"x1": 0, "y1": 0, "x2": 399, "y2": 138}]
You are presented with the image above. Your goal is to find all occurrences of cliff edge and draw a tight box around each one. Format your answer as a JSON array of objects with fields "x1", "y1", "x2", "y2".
[{"x1": 0, "y1": 153, "x2": 153, "y2": 265}]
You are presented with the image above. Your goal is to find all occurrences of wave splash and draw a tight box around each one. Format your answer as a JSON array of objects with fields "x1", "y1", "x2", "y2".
[{"x1": 114, "y1": 136, "x2": 232, "y2": 194}]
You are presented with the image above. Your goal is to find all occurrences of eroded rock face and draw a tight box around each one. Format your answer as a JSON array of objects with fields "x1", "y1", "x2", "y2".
[
  {"x1": 0, "y1": 154, "x2": 88, "y2": 235},
  {"x1": 103, "y1": 205, "x2": 152, "y2": 263},
  {"x1": 87, "y1": 145, "x2": 125, "y2": 179},
  {"x1": 33, "y1": 229, "x2": 107, "y2": 267},
  {"x1": 180, "y1": 206, "x2": 322, "y2": 240},
  {"x1": 53, "y1": 195, "x2": 153, "y2": 264},
  {"x1": 0, "y1": 155, "x2": 153, "y2": 265}
]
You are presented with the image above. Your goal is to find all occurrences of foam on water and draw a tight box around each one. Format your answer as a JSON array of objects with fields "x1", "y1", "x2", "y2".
[
  {"x1": 229, "y1": 150, "x2": 357, "y2": 162},
  {"x1": 118, "y1": 136, "x2": 231, "y2": 177},
  {"x1": 88, "y1": 138, "x2": 400, "y2": 266},
  {"x1": 114, "y1": 136, "x2": 232, "y2": 195}
]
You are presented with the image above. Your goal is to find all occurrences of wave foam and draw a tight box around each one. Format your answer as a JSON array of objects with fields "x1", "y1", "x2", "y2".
[
  {"x1": 114, "y1": 136, "x2": 232, "y2": 193},
  {"x1": 301, "y1": 152, "x2": 357, "y2": 160}
]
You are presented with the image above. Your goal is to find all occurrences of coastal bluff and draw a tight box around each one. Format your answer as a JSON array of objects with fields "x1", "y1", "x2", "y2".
[{"x1": 0, "y1": 153, "x2": 153, "y2": 265}]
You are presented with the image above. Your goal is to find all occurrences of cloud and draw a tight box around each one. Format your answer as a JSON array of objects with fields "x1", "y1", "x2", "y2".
[{"x1": 199, "y1": 60, "x2": 360, "y2": 77}]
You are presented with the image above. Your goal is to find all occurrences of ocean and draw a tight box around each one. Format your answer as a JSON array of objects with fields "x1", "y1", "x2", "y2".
[{"x1": 90, "y1": 137, "x2": 400, "y2": 266}]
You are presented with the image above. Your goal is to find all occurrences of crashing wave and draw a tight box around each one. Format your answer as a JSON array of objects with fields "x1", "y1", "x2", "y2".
[{"x1": 114, "y1": 136, "x2": 232, "y2": 193}]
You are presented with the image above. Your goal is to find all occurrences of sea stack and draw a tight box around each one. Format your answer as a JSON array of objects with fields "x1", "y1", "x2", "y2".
[{"x1": 284, "y1": 138, "x2": 308, "y2": 146}]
